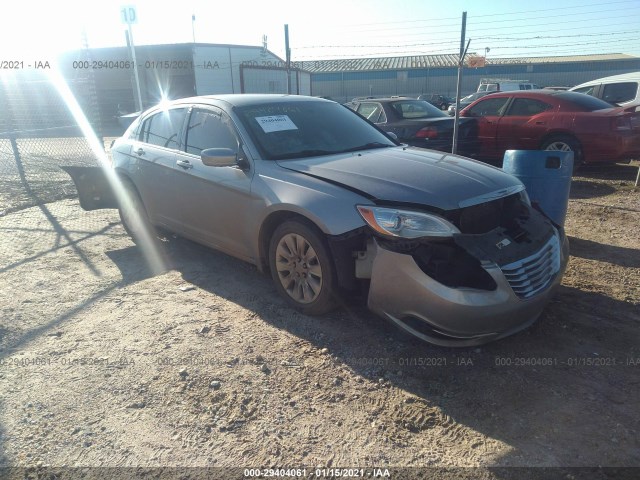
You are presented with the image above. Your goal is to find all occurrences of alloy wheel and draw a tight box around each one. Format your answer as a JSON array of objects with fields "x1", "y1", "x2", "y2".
[
  {"x1": 544, "y1": 141, "x2": 572, "y2": 152},
  {"x1": 274, "y1": 233, "x2": 323, "y2": 304}
]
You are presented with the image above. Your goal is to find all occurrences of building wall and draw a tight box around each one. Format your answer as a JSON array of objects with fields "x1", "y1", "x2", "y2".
[
  {"x1": 241, "y1": 67, "x2": 288, "y2": 93},
  {"x1": 57, "y1": 44, "x2": 298, "y2": 133},
  {"x1": 299, "y1": 71, "x2": 312, "y2": 95},
  {"x1": 193, "y1": 45, "x2": 284, "y2": 95},
  {"x1": 312, "y1": 58, "x2": 640, "y2": 102},
  {"x1": 239, "y1": 67, "x2": 312, "y2": 94}
]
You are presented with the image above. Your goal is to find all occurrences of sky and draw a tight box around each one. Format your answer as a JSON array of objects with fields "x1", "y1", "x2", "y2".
[{"x1": 2, "y1": 0, "x2": 639, "y2": 62}]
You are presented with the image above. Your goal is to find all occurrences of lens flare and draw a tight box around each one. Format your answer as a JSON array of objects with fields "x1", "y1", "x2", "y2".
[{"x1": 47, "y1": 67, "x2": 168, "y2": 276}]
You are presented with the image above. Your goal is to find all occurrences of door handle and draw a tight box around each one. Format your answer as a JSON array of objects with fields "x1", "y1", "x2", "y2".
[
  {"x1": 135, "y1": 147, "x2": 145, "y2": 156},
  {"x1": 535, "y1": 121, "x2": 546, "y2": 125},
  {"x1": 176, "y1": 159, "x2": 193, "y2": 169}
]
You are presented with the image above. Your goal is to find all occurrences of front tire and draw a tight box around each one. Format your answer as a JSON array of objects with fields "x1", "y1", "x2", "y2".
[{"x1": 269, "y1": 220, "x2": 337, "y2": 315}]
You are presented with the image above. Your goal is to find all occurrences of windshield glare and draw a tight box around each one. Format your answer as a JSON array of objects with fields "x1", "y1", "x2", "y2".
[{"x1": 235, "y1": 101, "x2": 397, "y2": 160}]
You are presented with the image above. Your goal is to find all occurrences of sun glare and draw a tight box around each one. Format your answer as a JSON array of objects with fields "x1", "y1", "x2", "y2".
[{"x1": 46, "y1": 67, "x2": 169, "y2": 276}]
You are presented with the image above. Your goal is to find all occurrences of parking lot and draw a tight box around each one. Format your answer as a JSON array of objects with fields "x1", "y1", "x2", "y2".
[{"x1": 0, "y1": 151, "x2": 638, "y2": 476}]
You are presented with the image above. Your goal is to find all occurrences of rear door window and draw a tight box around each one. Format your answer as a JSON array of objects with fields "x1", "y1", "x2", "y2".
[
  {"x1": 505, "y1": 98, "x2": 552, "y2": 116},
  {"x1": 601, "y1": 82, "x2": 638, "y2": 104}
]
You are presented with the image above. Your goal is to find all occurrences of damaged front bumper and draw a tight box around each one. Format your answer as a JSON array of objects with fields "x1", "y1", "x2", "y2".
[{"x1": 365, "y1": 218, "x2": 569, "y2": 347}]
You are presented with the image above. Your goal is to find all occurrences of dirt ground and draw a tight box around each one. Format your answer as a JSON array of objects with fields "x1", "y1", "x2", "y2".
[{"x1": 0, "y1": 162, "x2": 638, "y2": 478}]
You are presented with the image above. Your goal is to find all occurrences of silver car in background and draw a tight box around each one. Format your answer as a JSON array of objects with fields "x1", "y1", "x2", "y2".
[{"x1": 65, "y1": 94, "x2": 568, "y2": 346}]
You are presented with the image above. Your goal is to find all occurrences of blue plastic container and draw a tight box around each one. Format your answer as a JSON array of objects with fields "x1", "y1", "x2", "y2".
[{"x1": 502, "y1": 150, "x2": 573, "y2": 227}]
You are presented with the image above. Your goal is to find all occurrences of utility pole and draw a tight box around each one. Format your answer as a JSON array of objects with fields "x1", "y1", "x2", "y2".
[
  {"x1": 127, "y1": 26, "x2": 143, "y2": 112},
  {"x1": 452, "y1": 11, "x2": 468, "y2": 155},
  {"x1": 285, "y1": 24, "x2": 291, "y2": 94},
  {"x1": 121, "y1": 6, "x2": 143, "y2": 112},
  {"x1": 192, "y1": 14, "x2": 196, "y2": 43}
]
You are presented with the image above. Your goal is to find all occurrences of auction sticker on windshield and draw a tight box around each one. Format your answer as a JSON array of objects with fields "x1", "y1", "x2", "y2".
[{"x1": 255, "y1": 115, "x2": 298, "y2": 133}]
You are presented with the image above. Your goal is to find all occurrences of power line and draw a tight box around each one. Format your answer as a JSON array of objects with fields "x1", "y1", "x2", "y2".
[
  {"x1": 295, "y1": 30, "x2": 639, "y2": 51},
  {"x1": 295, "y1": 16, "x2": 639, "y2": 50},
  {"x1": 313, "y1": 0, "x2": 637, "y2": 29}
]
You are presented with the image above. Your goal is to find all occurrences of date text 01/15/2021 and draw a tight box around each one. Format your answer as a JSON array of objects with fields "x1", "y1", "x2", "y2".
[{"x1": 243, "y1": 468, "x2": 391, "y2": 477}]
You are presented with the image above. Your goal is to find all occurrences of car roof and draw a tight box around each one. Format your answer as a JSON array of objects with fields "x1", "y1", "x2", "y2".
[
  {"x1": 466, "y1": 90, "x2": 620, "y2": 111},
  {"x1": 571, "y1": 71, "x2": 640, "y2": 89},
  {"x1": 167, "y1": 94, "x2": 332, "y2": 108},
  {"x1": 475, "y1": 89, "x2": 556, "y2": 97},
  {"x1": 357, "y1": 97, "x2": 423, "y2": 103},
  {"x1": 469, "y1": 90, "x2": 595, "y2": 102}
]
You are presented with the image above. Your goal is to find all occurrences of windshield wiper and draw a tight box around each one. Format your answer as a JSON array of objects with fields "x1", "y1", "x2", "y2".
[{"x1": 341, "y1": 142, "x2": 395, "y2": 153}]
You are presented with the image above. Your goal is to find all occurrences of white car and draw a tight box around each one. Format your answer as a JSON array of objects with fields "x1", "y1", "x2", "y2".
[{"x1": 570, "y1": 72, "x2": 640, "y2": 106}]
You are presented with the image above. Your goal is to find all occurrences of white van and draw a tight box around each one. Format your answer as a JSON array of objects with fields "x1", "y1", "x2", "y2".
[
  {"x1": 569, "y1": 72, "x2": 640, "y2": 106},
  {"x1": 477, "y1": 79, "x2": 539, "y2": 92}
]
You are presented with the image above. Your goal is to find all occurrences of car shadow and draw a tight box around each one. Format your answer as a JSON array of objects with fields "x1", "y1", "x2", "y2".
[
  {"x1": 104, "y1": 234, "x2": 640, "y2": 469},
  {"x1": 568, "y1": 236, "x2": 640, "y2": 268},
  {"x1": 576, "y1": 163, "x2": 638, "y2": 182},
  {"x1": 569, "y1": 180, "x2": 617, "y2": 199}
]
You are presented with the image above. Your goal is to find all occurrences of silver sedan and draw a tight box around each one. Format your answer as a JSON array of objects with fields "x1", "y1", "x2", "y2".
[{"x1": 65, "y1": 94, "x2": 568, "y2": 346}]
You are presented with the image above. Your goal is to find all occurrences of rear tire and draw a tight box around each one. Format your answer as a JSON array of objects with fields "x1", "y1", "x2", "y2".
[
  {"x1": 269, "y1": 220, "x2": 337, "y2": 315},
  {"x1": 540, "y1": 135, "x2": 583, "y2": 172}
]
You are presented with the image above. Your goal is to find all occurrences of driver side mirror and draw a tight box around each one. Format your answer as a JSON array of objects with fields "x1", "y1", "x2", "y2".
[{"x1": 201, "y1": 148, "x2": 237, "y2": 167}]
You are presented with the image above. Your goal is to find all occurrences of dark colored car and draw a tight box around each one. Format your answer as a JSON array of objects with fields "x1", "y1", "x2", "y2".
[
  {"x1": 417, "y1": 94, "x2": 452, "y2": 110},
  {"x1": 460, "y1": 90, "x2": 640, "y2": 166},
  {"x1": 351, "y1": 97, "x2": 475, "y2": 153}
]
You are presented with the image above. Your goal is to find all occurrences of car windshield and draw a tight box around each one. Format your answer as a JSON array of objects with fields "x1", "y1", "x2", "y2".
[
  {"x1": 390, "y1": 100, "x2": 448, "y2": 119},
  {"x1": 554, "y1": 91, "x2": 615, "y2": 111},
  {"x1": 234, "y1": 101, "x2": 397, "y2": 160}
]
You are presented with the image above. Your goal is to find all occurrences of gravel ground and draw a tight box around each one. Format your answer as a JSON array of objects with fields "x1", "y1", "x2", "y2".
[{"x1": 0, "y1": 162, "x2": 638, "y2": 479}]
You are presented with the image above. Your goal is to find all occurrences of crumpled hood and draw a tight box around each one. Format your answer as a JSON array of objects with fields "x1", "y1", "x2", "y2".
[{"x1": 277, "y1": 146, "x2": 523, "y2": 211}]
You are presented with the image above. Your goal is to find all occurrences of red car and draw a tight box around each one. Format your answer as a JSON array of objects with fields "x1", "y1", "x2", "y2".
[{"x1": 459, "y1": 90, "x2": 640, "y2": 166}]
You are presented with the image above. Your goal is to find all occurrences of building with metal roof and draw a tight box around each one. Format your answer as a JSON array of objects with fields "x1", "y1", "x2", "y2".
[{"x1": 305, "y1": 53, "x2": 640, "y2": 102}]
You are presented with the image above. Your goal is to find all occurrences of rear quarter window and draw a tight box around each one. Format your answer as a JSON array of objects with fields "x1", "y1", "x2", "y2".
[
  {"x1": 390, "y1": 100, "x2": 447, "y2": 119},
  {"x1": 554, "y1": 92, "x2": 614, "y2": 111}
]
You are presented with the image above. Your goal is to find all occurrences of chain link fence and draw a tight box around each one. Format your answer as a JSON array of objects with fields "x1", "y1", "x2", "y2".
[
  {"x1": 0, "y1": 67, "x2": 110, "y2": 215},
  {"x1": 0, "y1": 136, "x2": 113, "y2": 215}
]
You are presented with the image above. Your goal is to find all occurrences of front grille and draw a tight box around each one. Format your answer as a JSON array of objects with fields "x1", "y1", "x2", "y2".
[{"x1": 500, "y1": 234, "x2": 561, "y2": 299}]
